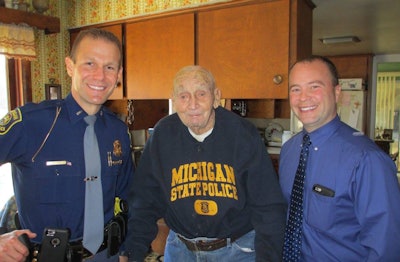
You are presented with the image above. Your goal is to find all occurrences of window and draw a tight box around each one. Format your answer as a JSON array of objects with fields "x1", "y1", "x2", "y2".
[
  {"x1": 0, "y1": 54, "x2": 14, "y2": 208},
  {"x1": 375, "y1": 65, "x2": 400, "y2": 171}
]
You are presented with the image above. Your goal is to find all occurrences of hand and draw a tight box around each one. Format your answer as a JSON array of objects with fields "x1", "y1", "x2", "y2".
[
  {"x1": 0, "y1": 229, "x2": 36, "y2": 262},
  {"x1": 119, "y1": 255, "x2": 128, "y2": 262}
]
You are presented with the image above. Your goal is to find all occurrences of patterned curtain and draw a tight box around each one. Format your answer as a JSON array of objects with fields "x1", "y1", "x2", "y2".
[
  {"x1": 376, "y1": 72, "x2": 400, "y2": 130},
  {"x1": 0, "y1": 23, "x2": 36, "y2": 61}
]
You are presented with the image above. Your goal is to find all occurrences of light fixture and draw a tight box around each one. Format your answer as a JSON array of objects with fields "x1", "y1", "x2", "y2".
[{"x1": 319, "y1": 36, "x2": 361, "y2": 44}]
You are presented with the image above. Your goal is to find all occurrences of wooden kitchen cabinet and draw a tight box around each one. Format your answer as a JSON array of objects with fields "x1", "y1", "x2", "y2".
[
  {"x1": 198, "y1": 1, "x2": 289, "y2": 99},
  {"x1": 327, "y1": 54, "x2": 373, "y2": 83},
  {"x1": 69, "y1": 24, "x2": 124, "y2": 100},
  {"x1": 197, "y1": 0, "x2": 313, "y2": 100},
  {"x1": 197, "y1": 0, "x2": 313, "y2": 119},
  {"x1": 69, "y1": 0, "x2": 313, "y2": 120},
  {"x1": 125, "y1": 13, "x2": 195, "y2": 99}
]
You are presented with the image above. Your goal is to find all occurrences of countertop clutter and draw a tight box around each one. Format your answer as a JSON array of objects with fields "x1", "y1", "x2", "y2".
[
  {"x1": 258, "y1": 120, "x2": 294, "y2": 156},
  {"x1": 267, "y1": 146, "x2": 281, "y2": 155},
  {"x1": 264, "y1": 122, "x2": 285, "y2": 155},
  {"x1": 255, "y1": 119, "x2": 293, "y2": 156}
]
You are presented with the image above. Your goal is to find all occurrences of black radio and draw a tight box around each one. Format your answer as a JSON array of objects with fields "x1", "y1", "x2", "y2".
[{"x1": 38, "y1": 228, "x2": 70, "y2": 262}]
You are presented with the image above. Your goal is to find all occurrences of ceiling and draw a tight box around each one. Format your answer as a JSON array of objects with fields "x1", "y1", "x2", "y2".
[{"x1": 312, "y1": 0, "x2": 400, "y2": 57}]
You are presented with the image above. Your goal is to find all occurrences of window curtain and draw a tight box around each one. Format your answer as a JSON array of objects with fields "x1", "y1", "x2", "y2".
[
  {"x1": 376, "y1": 72, "x2": 400, "y2": 130},
  {"x1": 0, "y1": 23, "x2": 36, "y2": 61}
]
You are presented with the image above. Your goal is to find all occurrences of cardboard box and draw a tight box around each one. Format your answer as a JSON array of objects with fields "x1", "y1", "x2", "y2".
[{"x1": 339, "y1": 78, "x2": 365, "y2": 90}]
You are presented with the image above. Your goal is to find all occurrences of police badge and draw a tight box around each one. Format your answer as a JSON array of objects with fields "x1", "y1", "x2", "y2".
[
  {"x1": 113, "y1": 140, "x2": 122, "y2": 157},
  {"x1": 108, "y1": 140, "x2": 123, "y2": 167},
  {"x1": 0, "y1": 108, "x2": 22, "y2": 135}
]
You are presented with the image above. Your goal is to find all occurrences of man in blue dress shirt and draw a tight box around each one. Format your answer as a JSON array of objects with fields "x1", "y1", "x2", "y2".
[
  {"x1": 279, "y1": 55, "x2": 400, "y2": 261},
  {"x1": 0, "y1": 28, "x2": 134, "y2": 261}
]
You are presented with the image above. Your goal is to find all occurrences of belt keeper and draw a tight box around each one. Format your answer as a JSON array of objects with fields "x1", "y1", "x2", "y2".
[{"x1": 226, "y1": 237, "x2": 231, "y2": 247}]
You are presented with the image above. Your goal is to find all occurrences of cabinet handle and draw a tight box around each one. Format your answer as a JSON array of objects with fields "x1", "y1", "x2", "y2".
[{"x1": 273, "y1": 75, "x2": 283, "y2": 85}]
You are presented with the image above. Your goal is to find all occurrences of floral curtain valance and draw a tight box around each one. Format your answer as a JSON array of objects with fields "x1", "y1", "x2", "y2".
[{"x1": 0, "y1": 23, "x2": 36, "y2": 61}]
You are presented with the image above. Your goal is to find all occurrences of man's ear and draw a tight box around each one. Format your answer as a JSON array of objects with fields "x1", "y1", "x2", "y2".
[
  {"x1": 334, "y1": 84, "x2": 341, "y2": 103},
  {"x1": 117, "y1": 67, "x2": 123, "y2": 87},
  {"x1": 213, "y1": 88, "x2": 221, "y2": 108},
  {"x1": 65, "y1": 57, "x2": 74, "y2": 77}
]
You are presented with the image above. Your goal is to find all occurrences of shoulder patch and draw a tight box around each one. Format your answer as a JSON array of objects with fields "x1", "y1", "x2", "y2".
[{"x1": 0, "y1": 108, "x2": 22, "y2": 135}]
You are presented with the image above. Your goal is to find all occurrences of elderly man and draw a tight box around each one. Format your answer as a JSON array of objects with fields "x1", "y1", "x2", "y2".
[{"x1": 124, "y1": 65, "x2": 286, "y2": 262}]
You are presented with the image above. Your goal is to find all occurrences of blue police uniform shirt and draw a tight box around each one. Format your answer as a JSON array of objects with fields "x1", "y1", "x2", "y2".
[
  {"x1": 279, "y1": 116, "x2": 400, "y2": 261},
  {"x1": 0, "y1": 94, "x2": 134, "y2": 242}
]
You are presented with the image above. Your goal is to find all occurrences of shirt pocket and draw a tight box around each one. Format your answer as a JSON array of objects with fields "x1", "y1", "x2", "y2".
[
  {"x1": 37, "y1": 163, "x2": 82, "y2": 204},
  {"x1": 104, "y1": 150, "x2": 124, "y2": 177},
  {"x1": 305, "y1": 188, "x2": 336, "y2": 231}
]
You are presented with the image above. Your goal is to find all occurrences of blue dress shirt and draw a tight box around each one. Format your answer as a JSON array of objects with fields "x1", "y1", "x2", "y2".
[{"x1": 279, "y1": 116, "x2": 400, "y2": 261}]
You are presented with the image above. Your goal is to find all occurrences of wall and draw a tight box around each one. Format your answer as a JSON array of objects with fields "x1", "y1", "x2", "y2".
[{"x1": 31, "y1": 0, "x2": 230, "y2": 102}]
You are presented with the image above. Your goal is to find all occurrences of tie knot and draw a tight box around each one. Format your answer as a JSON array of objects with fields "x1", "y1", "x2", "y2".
[
  {"x1": 303, "y1": 134, "x2": 311, "y2": 147},
  {"x1": 84, "y1": 115, "x2": 97, "y2": 126}
]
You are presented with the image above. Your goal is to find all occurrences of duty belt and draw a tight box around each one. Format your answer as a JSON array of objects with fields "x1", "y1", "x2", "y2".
[
  {"x1": 177, "y1": 234, "x2": 241, "y2": 252},
  {"x1": 68, "y1": 240, "x2": 108, "y2": 260},
  {"x1": 32, "y1": 239, "x2": 108, "y2": 261}
]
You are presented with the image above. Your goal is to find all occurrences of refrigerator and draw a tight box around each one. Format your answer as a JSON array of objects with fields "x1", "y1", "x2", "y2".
[{"x1": 337, "y1": 90, "x2": 367, "y2": 133}]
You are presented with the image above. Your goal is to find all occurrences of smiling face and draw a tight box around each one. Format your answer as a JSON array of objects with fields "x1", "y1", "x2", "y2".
[
  {"x1": 172, "y1": 66, "x2": 221, "y2": 135},
  {"x1": 289, "y1": 59, "x2": 341, "y2": 133},
  {"x1": 65, "y1": 36, "x2": 122, "y2": 115}
]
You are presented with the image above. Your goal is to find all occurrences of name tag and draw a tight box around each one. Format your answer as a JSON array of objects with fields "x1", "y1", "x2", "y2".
[
  {"x1": 312, "y1": 184, "x2": 335, "y2": 197},
  {"x1": 46, "y1": 160, "x2": 72, "y2": 166}
]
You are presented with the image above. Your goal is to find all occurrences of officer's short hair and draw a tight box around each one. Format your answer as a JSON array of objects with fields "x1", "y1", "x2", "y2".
[
  {"x1": 290, "y1": 55, "x2": 339, "y2": 86},
  {"x1": 70, "y1": 28, "x2": 122, "y2": 68}
]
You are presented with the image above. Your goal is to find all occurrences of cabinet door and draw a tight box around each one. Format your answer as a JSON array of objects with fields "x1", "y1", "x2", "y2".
[
  {"x1": 125, "y1": 13, "x2": 195, "y2": 99},
  {"x1": 327, "y1": 54, "x2": 373, "y2": 82},
  {"x1": 198, "y1": 1, "x2": 289, "y2": 99},
  {"x1": 100, "y1": 25, "x2": 124, "y2": 100},
  {"x1": 69, "y1": 24, "x2": 124, "y2": 100}
]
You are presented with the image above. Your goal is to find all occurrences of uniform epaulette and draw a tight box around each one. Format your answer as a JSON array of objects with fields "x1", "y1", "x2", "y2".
[
  {"x1": 0, "y1": 100, "x2": 63, "y2": 135},
  {"x1": 20, "y1": 99, "x2": 63, "y2": 114}
]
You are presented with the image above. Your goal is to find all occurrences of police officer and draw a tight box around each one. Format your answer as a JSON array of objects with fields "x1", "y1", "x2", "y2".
[{"x1": 0, "y1": 28, "x2": 134, "y2": 261}]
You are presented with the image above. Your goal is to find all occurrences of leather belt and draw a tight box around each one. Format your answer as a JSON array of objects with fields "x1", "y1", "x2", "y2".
[
  {"x1": 68, "y1": 240, "x2": 107, "y2": 260},
  {"x1": 177, "y1": 234, "x2": 240, "y2": 252},
  {"x1": 33, "y1": 240, "x2": 107, "y2": 261}
]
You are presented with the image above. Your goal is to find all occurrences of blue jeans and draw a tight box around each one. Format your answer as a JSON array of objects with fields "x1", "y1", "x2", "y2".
[{"x1": 164, "y1": 230, "x2": 256, "y2": 262}]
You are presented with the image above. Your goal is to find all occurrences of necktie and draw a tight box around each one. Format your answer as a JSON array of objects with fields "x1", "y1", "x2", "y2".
[
  {"x1": 283, "y1": 134, "x2": 311, "y2": 261},
  {"x1": 83, "y1": 115, "x2": 104, "y2": 254}
]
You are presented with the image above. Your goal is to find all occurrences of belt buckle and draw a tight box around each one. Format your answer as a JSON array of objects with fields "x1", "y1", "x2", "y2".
[
  {"x1": 200, "y1": 239, "x2": 226, "y2": 251},
  {"x1": 68, "y1": 243, "x2": 94, "y2": 260},
  {"x1": 197, "y1": 240, "x2": 213, "y2": 251},
  {"x1": 182, "y1": 237, "x2": 227, "y2": 251}
]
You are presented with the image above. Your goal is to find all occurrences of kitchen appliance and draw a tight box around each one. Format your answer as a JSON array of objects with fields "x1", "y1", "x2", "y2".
[
  {"x1": 265, "y1": 122, "x2": 283, "y2": 146},
  {"x1": 337, "y1": 90, "x2": 366, "y2": 132},
  {"x1": 231, "y1": 100, "x2": 247, "y2": 117},
  {"x1": 337, "y1": 78, "x2": 366, "y2": 133}
]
